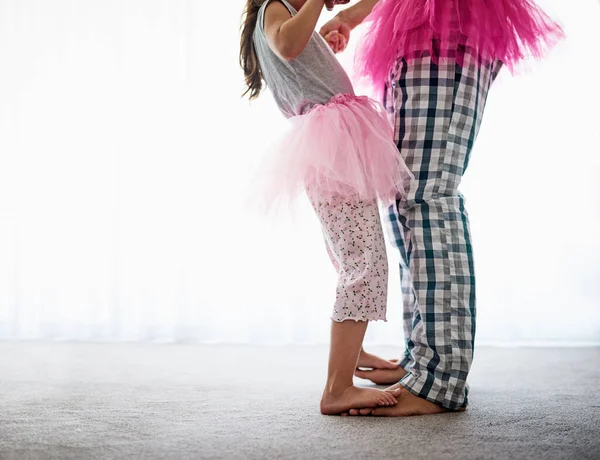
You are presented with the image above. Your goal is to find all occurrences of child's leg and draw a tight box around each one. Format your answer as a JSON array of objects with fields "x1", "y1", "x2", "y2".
[
  {"x1": 321, "y1": 319, "x2": 400, "y2": 415},
  {"x1": 307, "y1": 189, "x2": 400, "y2": 415},
  {"x1": 311, "y1": 193, "x2": 388, "y2": 323}
]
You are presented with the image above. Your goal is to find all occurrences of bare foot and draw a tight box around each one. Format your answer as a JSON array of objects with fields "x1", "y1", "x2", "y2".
[
  {"x1": 357, "y1": 349, "x2": 400, "y2": 370},
  {"x1": 346, "y1": 384, "x2": 466, "y2": 417},
  {"x1": 354, "y1": 365, "x2": 408, "y2": 385},
  {"x1": 320, "y1": 386, "x2": 402, "y2": 416}
]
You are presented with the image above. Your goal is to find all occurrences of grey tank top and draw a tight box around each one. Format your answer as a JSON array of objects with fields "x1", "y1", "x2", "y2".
[{"x1": 253, "y1": 0, "x2": 354, "y2": 118}]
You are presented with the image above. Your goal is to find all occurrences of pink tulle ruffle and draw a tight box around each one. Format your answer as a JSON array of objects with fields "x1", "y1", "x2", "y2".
[
  {"x1": 257, "y1": 94, "x2": 412, "y2": 211},
  {"x1": 354, "y1": 0, "x2": 564, "y2": 93}
]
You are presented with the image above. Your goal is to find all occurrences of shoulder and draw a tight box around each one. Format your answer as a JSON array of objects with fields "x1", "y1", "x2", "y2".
[
  {"x1": 264, "y1": 0, "x2": 292, "y2": 30},
  {"x1": 264, "y1": 0, "x2": 291, "y2": 14}
]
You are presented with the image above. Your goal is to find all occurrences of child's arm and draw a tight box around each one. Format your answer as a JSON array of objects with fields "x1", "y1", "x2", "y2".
[{"x1": 264, "y1": 0, "x2": 325, "y2": 62}]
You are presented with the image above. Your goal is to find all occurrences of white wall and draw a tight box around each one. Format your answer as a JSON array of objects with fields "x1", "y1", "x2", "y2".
[{"x1": 0, "y1": 0, "x2": 598, "y2": 345}]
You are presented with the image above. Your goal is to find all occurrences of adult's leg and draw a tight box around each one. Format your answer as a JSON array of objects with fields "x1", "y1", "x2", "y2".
[{"x1": 376, "y1": 48, "x2": 502, "y2": 412}]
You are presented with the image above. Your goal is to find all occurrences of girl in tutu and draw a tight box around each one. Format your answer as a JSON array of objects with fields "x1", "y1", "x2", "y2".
[{"x1": 240, "y1": 0, "x2": 412, "y2": 415}]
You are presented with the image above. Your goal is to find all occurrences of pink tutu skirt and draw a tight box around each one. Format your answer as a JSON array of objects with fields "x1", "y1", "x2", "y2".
[
  {"x1": 256, "y1": 94, "x2": 412, "y2": 211},
  {"x1": 355, "y1": 0, "x2": 564, "y2": 94}
]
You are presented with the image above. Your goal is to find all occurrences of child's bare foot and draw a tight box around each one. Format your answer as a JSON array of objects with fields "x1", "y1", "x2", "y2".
[
  {"x1": 320, "y1": 386, "x2": 401, "y2": 416},
  {"x1": 354, "y1": 365, "x2": 408, "y2": 385},
  {"x1": 357, "y1": 349, "x2": 400, "y2": 370},
  {"x1": 355, "y1": 349, "x2": 406, "y2": 384}
]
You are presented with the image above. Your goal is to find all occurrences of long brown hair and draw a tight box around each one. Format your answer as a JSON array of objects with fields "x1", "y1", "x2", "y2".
[{"x1": 240, "y1": 0, "x2": 266, "y2": 100}]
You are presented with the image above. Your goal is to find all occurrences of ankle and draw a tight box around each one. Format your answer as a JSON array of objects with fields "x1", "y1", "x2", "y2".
[{"x1": 325, "y1": 380, "x2": 353, "y2": 396}]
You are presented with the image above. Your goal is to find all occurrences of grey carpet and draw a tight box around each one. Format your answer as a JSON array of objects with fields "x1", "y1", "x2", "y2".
[{"x1": 0, "y1": 343, "x2": 598, "y2": 460}]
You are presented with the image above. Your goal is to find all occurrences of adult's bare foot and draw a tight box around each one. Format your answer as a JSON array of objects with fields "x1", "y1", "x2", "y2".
[
  {"x1": 357, "y1": 349, "x2": 400, "y2": 370},
  {"x1": 320, "y1": 386, "x2": 401, "y2": 416},
  {"x1": 346, "y1": 384, "x2": 465, "y2": 417}
]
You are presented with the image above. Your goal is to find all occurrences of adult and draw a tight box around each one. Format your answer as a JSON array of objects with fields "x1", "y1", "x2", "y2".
[{"x1": 320, "y1": 0, "x2": 562, "y2": 416}]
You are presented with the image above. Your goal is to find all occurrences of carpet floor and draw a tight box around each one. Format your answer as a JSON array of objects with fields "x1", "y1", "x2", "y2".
[{"x1": 0, "y1": 343, "x2": 598, "y2": 460}]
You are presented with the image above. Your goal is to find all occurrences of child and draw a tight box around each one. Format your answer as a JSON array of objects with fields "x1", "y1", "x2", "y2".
[{"x1": 239, "y1": 0, "x2": 412, "y2": 415}]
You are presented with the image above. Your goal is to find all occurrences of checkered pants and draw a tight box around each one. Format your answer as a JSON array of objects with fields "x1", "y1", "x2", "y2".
[{"x1": 383, "y1": 48, "x2": 502, "y2": 410}]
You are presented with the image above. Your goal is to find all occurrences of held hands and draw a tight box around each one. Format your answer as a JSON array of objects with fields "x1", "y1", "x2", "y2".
[
  {"x1": 323, "y1": 30, "x2": 348, "y2": 54},
  {"x1": 320, "y1": 14, "x2": 352, "y2": 54}
]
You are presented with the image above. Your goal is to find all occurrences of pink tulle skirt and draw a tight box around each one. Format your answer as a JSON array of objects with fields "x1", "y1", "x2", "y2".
[
  {"x1": 256, "y1": 94, "x2": 413, "y2": 211},
  {"x1": 355, "y1": 0, "x2": 564, "y2": 93}
]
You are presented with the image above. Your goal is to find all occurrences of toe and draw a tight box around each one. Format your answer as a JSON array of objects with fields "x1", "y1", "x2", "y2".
[
  {"x1": 359, "y1": 408, "x2": 373, "y2": 415},
  {"x1": 382, "y1": 360, "x2": 400, "y2": 370},
  {"x1": 370, "y1": 406, "x2": 401, "y2": 417},
  {"x1": 387, "y1": 388, "x2": 402, "y2": 398},
  {"x1": 385, "y1": 383, "x2": 403, "y2": 392},
  {"x1": 354, "y1": 370, "x2": 369, "y2": 379},
  {"x1": 384, "y1": 393, "x2": 398, "y2": 405},
  {"x1": 348, "y1": 409, "x2": 360, "y2": 416}
]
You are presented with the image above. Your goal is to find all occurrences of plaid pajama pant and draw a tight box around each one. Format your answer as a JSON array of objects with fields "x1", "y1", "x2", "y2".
[{"x1": 383, "y1": 46, "x2": 502, "y2": 410}]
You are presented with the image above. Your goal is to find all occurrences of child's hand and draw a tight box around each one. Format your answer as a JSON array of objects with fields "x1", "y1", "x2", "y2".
[{"x1": 324, "y1": 30, "x2": 348, "y2": 54}]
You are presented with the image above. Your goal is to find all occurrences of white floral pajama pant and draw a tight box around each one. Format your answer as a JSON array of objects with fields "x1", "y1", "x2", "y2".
[{"x1": 306, "y1": 189, "x2": 388, "y2": 323}]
